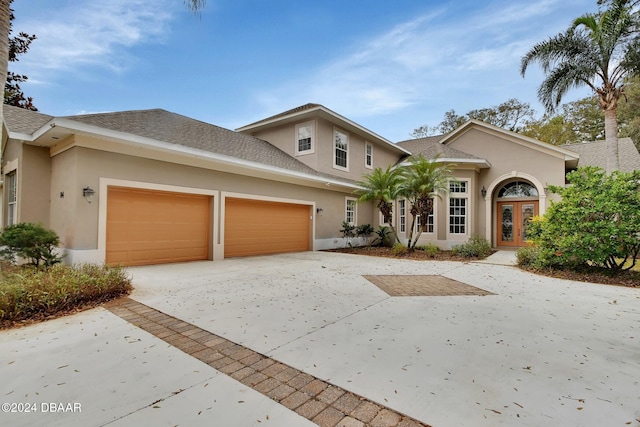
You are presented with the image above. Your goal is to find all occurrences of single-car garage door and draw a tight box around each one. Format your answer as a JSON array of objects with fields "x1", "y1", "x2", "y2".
[
  {"x1": 224, "y1": 198, "x2": 310, "y2": 258},
  {"x1": 107, "y1": 187, "x2": 211, "y2": 266}
]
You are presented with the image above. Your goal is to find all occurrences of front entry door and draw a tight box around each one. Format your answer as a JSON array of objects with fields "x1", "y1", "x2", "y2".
[{"x1": 497, "y1": 201, "x2": 538, "y2": 247}]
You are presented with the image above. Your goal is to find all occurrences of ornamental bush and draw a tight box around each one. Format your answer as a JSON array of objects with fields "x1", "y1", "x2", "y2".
[
  {"x1": 0, "y1": 223, "x2": 64, "y2": 268},
  {"x1": 0, "y1": 264, "x2": 132, "y2": 324},
  {"x1": 526, "y1": 167, "x2": 640, "y2": 271},
  {"x1": 451, "y1": 235, "x2": 492, "y2": 258}
]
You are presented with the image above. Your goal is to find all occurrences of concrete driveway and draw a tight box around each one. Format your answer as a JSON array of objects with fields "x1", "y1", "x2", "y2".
[{"x1": 1, "y1": 251, "x2": 639, "y2": 427}]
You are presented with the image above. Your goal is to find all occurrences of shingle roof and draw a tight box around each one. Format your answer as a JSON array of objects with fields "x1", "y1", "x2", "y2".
[
  {"x1": 3, "y1": 105, "x2": 53, "y2": 134},
  {"x1": 4, "y1": 106, "x2": 356, "y2": 184},
  {"x1": 241, "y1": 103, "x2": 322, "y2": 128},
  {"x1": 562, "y1": 138, "x2": 640, "y2": 172},
  {"x1": 396, "y1": 136, "x2": 483, "y2": 160}
]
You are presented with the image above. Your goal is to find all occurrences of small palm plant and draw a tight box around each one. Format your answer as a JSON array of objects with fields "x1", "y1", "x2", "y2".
[
  {"x1": 355, "y1": 166, "x2": 403, "y2": 244},
  {"x1": 399, "y1": 155, "x2": 452, "y2": 250}
]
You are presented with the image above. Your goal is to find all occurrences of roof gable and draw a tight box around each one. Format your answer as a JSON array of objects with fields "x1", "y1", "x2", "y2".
[
  {"x1": 237, "y1": 103, "x2": 410, "y2": 155},
  {"x1": 441, "y1": 119, "x2": 580, "y2": 163}
]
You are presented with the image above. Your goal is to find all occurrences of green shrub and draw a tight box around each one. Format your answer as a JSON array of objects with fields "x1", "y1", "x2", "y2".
[
  {"x1": 355, "y1": 224, "x2": 374, "y2": 246},
  {"x1": 372, "y1": 225, "x2": 392, "y2": 247},
  {"x1": 451, "y1": 235, "x2": 492, "y2": 258},
  {"x1": 0, "y1": 264, "x2": 132, "y2": 324},
  {"x1": 0, "y1": 223, "x2": 64, "y2": 268},
  {"x1": 391, "y1": 242, "x2": 408, "y2": 256},
  {"x1": 422, "y1": 242, "x2": 440, "y2": 257},
  {"x1": 516, "y1": 245, "x2": 543, "y2": 268},
  {"x1": 528, "y1": 167, "x2": 640, "y2": 271},
  {"x1": 339, "y1": 221, "x2": 356, "y2": 247}
]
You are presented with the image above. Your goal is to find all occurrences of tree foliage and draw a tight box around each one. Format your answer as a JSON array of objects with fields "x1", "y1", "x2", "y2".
[
  {"x1": 355, "y1": 165, "x2": 404, "y2": 243},
  {"x1": 354, "y1": 157, "x2": 452, "y2": 250},
  {"x1": 398, "y1": 155, "x2": 452, "y2": 250},
  {"x1": 521, "y1": 0, "x2": 640, "y2": 172},
  {"x1": 4, "y1": 1, "x2": 37, "y2": 110},
  {"x1": 526, "y1": 167, "x2": 640, "y2": 270},
  {"x1": 411, "y1": 99, "x2": 535, "y2": 137},
  {"x1": 0, "y1": 223, "x2": 64, "y2": 268}
]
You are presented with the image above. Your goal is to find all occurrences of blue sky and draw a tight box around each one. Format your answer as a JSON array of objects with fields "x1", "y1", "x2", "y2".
[{"x1": 11, "y1": 0, "x2": 596, "y2": 141}]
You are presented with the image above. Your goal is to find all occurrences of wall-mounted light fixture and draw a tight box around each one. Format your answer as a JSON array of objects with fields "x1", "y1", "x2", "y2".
[
  {"x1": 83, "y1": 186, "x2": 95, "y2": 203},
  {"x1": 316, "y1": 208, "x2": 324, "y2": 216},
  {"x1": 481, "y1": 185, "x2": 487, "y2": 198}
]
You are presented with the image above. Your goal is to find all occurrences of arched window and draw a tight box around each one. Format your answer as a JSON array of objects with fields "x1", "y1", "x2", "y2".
[{"x1": 497, "y1": 181, "x2": 538, "y2": 198}]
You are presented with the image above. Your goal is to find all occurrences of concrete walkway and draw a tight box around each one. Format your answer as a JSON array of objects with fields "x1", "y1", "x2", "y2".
[
  {"x1": 1, "y1": 251, "x2": 639, "y2": 427},
  {"x1": 472, "y1": 249, "x2": 518, "y2": 266}
]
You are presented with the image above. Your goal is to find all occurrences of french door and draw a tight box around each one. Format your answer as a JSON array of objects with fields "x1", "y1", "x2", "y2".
[{"x1": 497, "y1": 201, "x2": 538, "y2": 247}]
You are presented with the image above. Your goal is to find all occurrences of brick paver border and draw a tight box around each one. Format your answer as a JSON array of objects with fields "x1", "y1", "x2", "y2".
[
  {"x1": 105, "y1": 297, "x2": 430, "y2": 427},
  {"x1": 363, "y1": 275, "x2": 494, "y2": 297}
]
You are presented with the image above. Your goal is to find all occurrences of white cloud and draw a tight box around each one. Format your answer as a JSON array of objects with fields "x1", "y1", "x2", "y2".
[
  {"x1": 12, "y1": 0, "x2": 175, "y2": 76},
  {"x1": 252, "y1": 0, "x2": 579, "y2": 125}
]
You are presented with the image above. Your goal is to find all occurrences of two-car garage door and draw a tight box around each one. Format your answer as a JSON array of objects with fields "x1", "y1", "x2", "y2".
[{"x1": 106, "y1": 187, "x2": 311, "y2": 266}]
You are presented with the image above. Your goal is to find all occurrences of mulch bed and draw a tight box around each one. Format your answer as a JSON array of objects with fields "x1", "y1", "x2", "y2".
[
  {"x1": 326, "y1": 246, "x2": 474, "y2": 262},
  {"x1": 327, "y1": 246, "x2": 639, "y2": 288}
]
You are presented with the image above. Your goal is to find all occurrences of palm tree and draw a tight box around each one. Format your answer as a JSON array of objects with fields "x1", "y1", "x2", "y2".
[
  {"x1": 521, "y1": 0, "x2": 640, "y2": 172},
  {"x1": 0, "y1": 0, "x2": 12, "y2": 129},
  {"x1": 355, "y1": 165, "x2": 404, "y2": 244},
  {"x1": 399, "y1": 155, "x2": 452, "y2": 250},
  {"x1": 185, "y1": 0, "x2": 206, "y2": 13}
]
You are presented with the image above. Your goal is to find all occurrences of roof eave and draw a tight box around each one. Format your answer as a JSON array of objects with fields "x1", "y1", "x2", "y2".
[{"x1": 22, "y1": 118, "x2": 359, "y2": 192}]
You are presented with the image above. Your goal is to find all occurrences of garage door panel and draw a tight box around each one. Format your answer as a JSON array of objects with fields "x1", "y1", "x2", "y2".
[
  {"x1": 224, "y1": 198, "x2": 310, "y2": 258},
  {"x1": 107, "y1": 187, "x2": 211, "y2": 266}
]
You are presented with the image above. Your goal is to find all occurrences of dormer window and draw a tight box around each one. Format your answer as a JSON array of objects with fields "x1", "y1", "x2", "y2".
[{"x1": 295, "y1": 121, "x2": 315, "y2": 155}]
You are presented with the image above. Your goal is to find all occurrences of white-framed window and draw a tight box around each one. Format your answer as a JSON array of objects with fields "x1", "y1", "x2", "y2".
[
  {"x1": 295, "y1": 121, "x2": 314, "y2": 155},
  {"x1": 345, "y1": 197, "x2": 357, "y2": 225},
  {"x1": 449, "y1": 180, "x2": 467, "y2": 193},
  {"x1": 398, "y1": 199, "x2": 406, "y2": 233},
  {"x1": 425, "y1": 211, "x2": 434, "y2": 233},
  {"x1": 334, "y1": 128, "x2": 349, "y2": 170},
  {"x1": 365, "y1": 143, "x2": 373, "y2": 169},
  {"x1": 6, "y1": 171, "x2": 17, "y2": 226},
  {"x1": 448, "y1": 180, "x2": 469, "y2": 235}
]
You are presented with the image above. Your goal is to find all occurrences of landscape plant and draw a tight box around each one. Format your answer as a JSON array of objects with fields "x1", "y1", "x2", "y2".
[
  {"x1": 355, "y1": 223, "x2": 374, "y2": 246},
  {"x1": 0, "y1": 263, "x2": 132, "y2": 326},
  {"x1": 521, "y1": 0, "x2": 640, "y2": 172},
  {"x1": 525, "y1": 167, "x2": 640, "y2": 270},
  {"x1": 339, "y1": 221, "x2": 356, "y2": 247},
  {"x1": 451, "y1": 235, "x2": 493, "y2": 258},
  {"x1": 399, "y1": 155, "x2": 452, "y2": 250},
  {"x1": 355, "y1": 166, "x2": 404, "y2": 243},
  {"x1": 371, "y1": 225, "x2": 392, "y2": 247},
  {"x1": 0, "y1": 222, "x2": 64, "y2": 267}
]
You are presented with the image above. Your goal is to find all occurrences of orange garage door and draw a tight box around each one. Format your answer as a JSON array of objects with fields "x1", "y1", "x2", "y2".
[
  {"x1": 107, "y1": 187, "x2": 211, "y2": 266},
  {"x1": 224, "y1": 198, "x2": 310, "y2": 258}
]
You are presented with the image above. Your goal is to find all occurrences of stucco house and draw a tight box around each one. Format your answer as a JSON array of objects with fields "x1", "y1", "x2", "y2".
[{"x1": 2, "y1": 103, "x2": 638, "y2": 266}]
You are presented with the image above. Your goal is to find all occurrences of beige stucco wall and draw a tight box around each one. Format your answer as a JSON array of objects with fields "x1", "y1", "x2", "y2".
[
  {"x1": 51, "y1": 142, "x2": 368, "y2": 252},
  {"x1": 249, "y1": 117, "x2": 404, "y2": 182},
  {"x1": 448, "y1": 127, "x2": 567, "y2": 246},
  {"x1": 21, "y1": 145, "x2": 52, "y2": 227},
  {"x1": 1, "y1": 140, "x2": 51, "y2": 227},
  {"x1": 448, "y1": 128, "x2": 566, "y2": 193}
]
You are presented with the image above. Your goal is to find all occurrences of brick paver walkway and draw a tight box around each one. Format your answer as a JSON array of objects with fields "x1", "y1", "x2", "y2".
[
  {"x1": 105, "y1": 297, "x2": 430, "y2": 427},
  {"x1": 363, "y1": 275, "x2": 493, "y2": 297}
]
